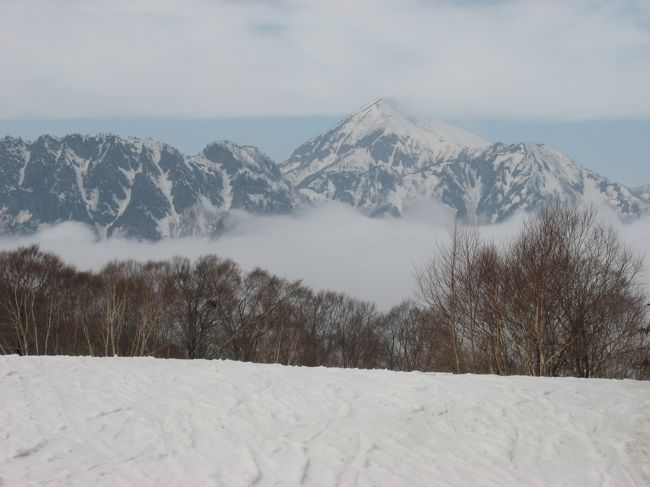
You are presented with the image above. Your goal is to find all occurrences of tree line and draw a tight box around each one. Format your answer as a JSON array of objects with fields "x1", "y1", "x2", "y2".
[{"x1": 1, "y1": 202, "x2": 648, "y2": 379}]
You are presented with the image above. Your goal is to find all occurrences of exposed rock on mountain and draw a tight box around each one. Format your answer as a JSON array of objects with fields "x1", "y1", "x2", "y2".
[
  {"x1": 0, "y1": 135, "x2": 298, "y2": 239},
  {"x1": 283, "y1": 99, "x2": 648, "y2": 222},
  {"x1": 1, "y1": 100, "x2": 646, "y2": 240}
]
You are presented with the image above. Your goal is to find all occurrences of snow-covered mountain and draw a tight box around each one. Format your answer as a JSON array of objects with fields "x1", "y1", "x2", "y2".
[
  {"x1": 632, "y1": 184, "x2": 650, "y2": 202},
  {"x1": 284, "y1": 99, "x2": 648, "y2": 221},
  {"x1": 0, "y1": 135, "x2": 298, "y2": 239},
  {"x1": 1, "y1": 102, "x2": 646, "y2": 240}
]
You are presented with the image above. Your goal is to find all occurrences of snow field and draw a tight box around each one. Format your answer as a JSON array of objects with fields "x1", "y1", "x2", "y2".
[{"x1": 1, "y1": 356, "x2": 649, "y2": 486}]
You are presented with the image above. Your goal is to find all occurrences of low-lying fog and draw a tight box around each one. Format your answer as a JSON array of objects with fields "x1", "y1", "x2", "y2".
[{"x1": 0, "y1": 202, "x2": 648, "y2": 309}]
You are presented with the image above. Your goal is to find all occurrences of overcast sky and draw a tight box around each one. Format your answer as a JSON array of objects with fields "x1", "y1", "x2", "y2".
[
  {"x1": 1, "y1": 0, "x2": 648, "y2": 184},
  {"x1": 1, "y1": 0, "x2": 649, "y2": 120}
]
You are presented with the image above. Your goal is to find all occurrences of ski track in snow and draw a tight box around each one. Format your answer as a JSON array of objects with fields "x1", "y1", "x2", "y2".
[{"x1": 1, "y1": 356, "x2": 649, "y2": 487}]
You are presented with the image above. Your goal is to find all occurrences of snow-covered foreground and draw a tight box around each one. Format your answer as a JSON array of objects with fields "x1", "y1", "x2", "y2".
[{"x1": 1, "y1": 356, "x2": 649, "y2": 487}]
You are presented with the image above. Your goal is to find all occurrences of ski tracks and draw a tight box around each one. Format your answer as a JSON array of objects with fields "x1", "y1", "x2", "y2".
[{"x1": 1, "y1": 357, "x2": 649, "y2": 487}]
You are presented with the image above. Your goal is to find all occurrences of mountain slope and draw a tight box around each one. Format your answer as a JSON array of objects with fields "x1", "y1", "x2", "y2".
[
  {"x1": 0, "y1": 135, "x2": 298, "y2": 239},
  {"x1": 633, "y1": 184, "x2": 650, "y2": 202},
  {"x1": 284, "y1": 99, "x2": 648, "y2": 221}
]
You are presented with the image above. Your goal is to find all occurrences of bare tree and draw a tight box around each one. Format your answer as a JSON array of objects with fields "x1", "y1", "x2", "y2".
[
  {"x1": 0, "y1": 246, "x2": 72, "y2": 355},
  {"x1": 1, "y1": 212, "x2": 645, "y2": 381},
  {"x1": 416, "y1": 202, "x2": 648, "y2": 378}
]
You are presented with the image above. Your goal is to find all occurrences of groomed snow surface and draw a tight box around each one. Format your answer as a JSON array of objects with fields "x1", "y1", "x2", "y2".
[{"x1": 1, "y1": 356, "x2": 649, "y2": 487}]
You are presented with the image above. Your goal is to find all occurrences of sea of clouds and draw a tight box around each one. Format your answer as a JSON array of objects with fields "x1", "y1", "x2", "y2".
[{"x1": 0, "y1": 202, "x2": 648, "y2": 310}]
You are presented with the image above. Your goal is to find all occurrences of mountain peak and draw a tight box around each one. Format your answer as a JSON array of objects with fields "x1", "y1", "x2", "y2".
[
  {"x1": 340, "y1": 98, "x2": 491, "y2": 151},
  {"x1": 359, "y1": 97, "x2": 401, "y2": 114},
  {"x1": 283, "y1": 100, "x2": 648, "y2": 222}
]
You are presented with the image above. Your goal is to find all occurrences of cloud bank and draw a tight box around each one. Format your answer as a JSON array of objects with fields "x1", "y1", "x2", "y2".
[
  {"x1": 1, "y1": 0, "x2": 649, "y2": 120},
  {"x1": 0, "y1": 203, "x2": 648, "y2": 310}
]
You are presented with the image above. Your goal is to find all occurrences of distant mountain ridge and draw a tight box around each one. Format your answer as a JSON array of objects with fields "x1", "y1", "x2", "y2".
[
  {"x1": 0, "y1": 99, "x2": 647, "y2": 240},
  {"x1": 283, "y1": 99, "x2": 647, "y2": 222},
  {"x1": 0, "y1": 134, "x2": 297, "y2": 239}
]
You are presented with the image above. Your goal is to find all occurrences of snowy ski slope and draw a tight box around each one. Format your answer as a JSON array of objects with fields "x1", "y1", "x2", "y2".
[{"x1": 1, "y1": 356, "x2": 649, "y2": 486}]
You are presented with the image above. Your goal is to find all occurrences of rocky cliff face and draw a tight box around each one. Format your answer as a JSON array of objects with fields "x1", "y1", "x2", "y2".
[{"x1": 0, "y1": 135, "x2": 298, "y2": 240}]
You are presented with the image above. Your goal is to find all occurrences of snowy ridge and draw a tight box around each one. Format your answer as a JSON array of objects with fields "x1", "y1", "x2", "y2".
[
  {"x1": 633, "y1": 184, "x2": 650, "y2": 202},
  {"x1": 323, "y1": 98, "x2": 490, "y2": 153},
  {"x1": 1, "y1": 355, "x2": 649, "y2": 487},
  {"x1": 0, "y1": 104, "x2": 646, "y2": 236},
  {"x1": 284, "y1": 100, "x2": 649, "y2": 221},
  {"x1": 0, "y1": 135, "x2": 298, "y2": 240}
]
